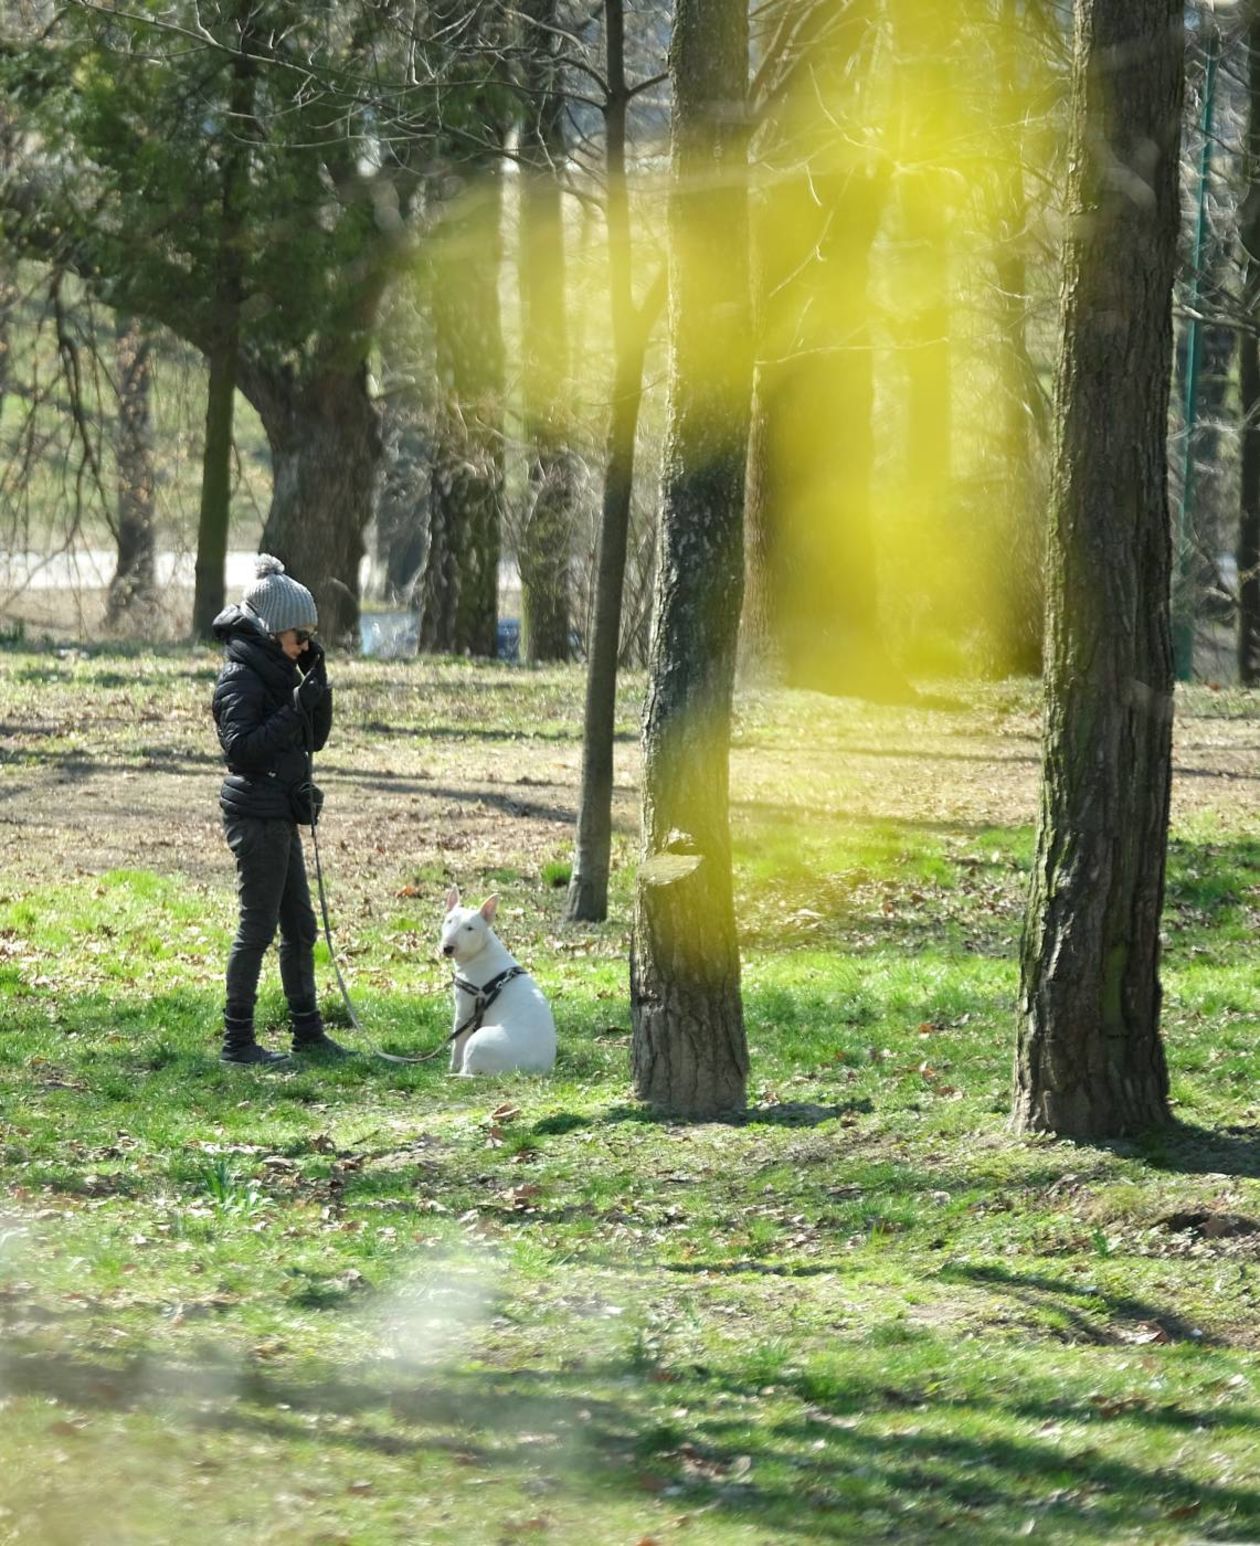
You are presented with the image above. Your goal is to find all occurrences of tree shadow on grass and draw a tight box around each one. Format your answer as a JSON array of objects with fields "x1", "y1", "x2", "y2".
[
  {"x1": 532, "y1": 1100, "x2": 873, "y2": 1140},
  {"x1": 941, "y1": 1261, "x2": 1219, "y2": 1347},
  {"x1": 4, "y1": 1340, "x2": 1260, "y2": 1541},
  {"x1": 1134, "y1": 1121, "x2": 1260, "y2": 1180}
]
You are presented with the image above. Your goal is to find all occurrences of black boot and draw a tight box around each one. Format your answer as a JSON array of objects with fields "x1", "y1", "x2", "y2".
[
  {"x1": 220, "y1": 1007, "x2": 290, "y2": 1067},
  {"x1": 291, "y1": 1006, "x2": 349, "y2": 1057}
]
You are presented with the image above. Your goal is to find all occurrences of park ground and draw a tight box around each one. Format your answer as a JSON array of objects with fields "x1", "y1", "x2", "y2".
[{"x1": 2, "y1": 648, "x2": 1260, "y2": 1543}]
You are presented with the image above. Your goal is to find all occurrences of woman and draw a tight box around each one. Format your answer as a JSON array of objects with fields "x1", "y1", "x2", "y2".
[{"x1": 210, "y1": 555, "x2": 345, "y2": 1064}]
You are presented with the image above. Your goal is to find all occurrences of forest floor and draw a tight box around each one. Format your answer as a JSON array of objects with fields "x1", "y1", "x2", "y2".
[{"x1": 2, "y1": 647, "x2": 1260, "y2": 1543}]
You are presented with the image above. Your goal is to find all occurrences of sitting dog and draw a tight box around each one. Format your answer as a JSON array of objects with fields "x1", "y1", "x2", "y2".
[{"x1": 440, "y1": 887, "x2": 556, "y2": 1076}]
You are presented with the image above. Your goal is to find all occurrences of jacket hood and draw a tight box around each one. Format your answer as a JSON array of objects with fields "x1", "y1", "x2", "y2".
[
  {"x1": 212, "y1": 604, "x2": 273, "y2": 645},
  {"x1": 213, "y1": 605, "x2": 296, "y2": 699}
]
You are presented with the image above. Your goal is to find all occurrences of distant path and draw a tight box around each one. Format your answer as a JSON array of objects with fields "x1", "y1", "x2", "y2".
[{"x1": 0, "y1": 550, "x2": 326, "y2": 593}]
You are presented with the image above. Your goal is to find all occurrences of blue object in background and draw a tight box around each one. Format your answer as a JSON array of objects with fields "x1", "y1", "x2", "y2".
[
  {"x1": 497, "y1": 619, "x2": 521, "y2": 662},
  {"x1": 359, "y1": 611, "x2": 419, "y2": 659}
]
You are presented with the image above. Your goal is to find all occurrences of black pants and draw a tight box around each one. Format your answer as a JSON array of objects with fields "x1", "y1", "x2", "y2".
[{"x1": 223, "y1": 814, "x2": 318, "y2": 1017}]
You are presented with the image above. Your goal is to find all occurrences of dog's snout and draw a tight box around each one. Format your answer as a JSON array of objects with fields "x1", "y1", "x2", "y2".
[{"x1": 442, "y1": 944, "x2": 455, "y2": 957}]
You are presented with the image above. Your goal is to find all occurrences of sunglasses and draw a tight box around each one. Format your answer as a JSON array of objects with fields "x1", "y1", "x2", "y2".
[{"x1": 294, "y1": 629, "x2": 316, "y2": 644}]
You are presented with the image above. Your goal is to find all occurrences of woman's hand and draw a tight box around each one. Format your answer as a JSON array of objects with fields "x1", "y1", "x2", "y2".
[{"x1": 299, "y1": 637, "x2": 327, "y2": 683}]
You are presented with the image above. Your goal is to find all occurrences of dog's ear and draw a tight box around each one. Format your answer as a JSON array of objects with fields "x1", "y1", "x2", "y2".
[
  {"x1": 445, "y1": 885, "x2": 460, "y2": 913},
  {"x1": 479, "y1": 894, "x2": 499, "y2": 924}
]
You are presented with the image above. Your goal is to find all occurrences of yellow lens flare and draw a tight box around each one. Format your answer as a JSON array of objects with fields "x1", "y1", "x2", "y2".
[{"x1": 412, "y1": 0, "x2": 1057, "y2": 680}]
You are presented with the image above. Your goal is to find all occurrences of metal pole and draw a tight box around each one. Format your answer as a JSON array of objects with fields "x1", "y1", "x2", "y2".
[{"x1": 1174, "y1": 20, "x2": 1220, "y2": 682}]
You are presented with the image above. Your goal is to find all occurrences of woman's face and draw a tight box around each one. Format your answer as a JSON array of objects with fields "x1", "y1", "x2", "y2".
[{"x1": 275, "y1": 629, "x2": 312, "y2": 663}]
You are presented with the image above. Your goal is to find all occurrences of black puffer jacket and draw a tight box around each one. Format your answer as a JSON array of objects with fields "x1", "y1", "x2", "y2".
[{"x1": 211, "y1": 605, "x2": 333, "y2": 820}]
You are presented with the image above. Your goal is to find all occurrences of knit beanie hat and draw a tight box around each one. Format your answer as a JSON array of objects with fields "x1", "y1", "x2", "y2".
[{"x1": 241, "y1": 555, "x2": 318, "y2": 636}]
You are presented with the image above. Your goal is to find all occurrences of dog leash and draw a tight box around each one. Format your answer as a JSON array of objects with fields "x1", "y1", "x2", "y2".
[{"x1": 298, "y1": 694, "x2": 447, "y2": 1066}]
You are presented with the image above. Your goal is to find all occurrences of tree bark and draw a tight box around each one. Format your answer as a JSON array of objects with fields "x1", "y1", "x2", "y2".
[
  {"x1": 105, "y1": 314, "x2": 157, "y2": 629},
  {"x1": 1239, "y1": 1, "x2": 1260, "y2": 685},
  {"x1": 518, "y1": 0, "x2": 576, "y2": 663},
  {"x1": 630, "y1": 0, "x2": 751, "y2": 1118},
  {"x1": 1013, "y1": 0, "x2": 1184, "y2": 1139},
  {"x1": 246, "y1": 362, "x2": 382, "y2": 648},
  {"x1": 421, "y1": 169, "x2": 505, "y2": 657},
  {"x1": 565, "y1": 0, "x2": 663, "y2": 924}
]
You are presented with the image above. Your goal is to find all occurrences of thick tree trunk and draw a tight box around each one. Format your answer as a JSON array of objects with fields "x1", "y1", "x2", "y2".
[
  {"x1": 1013, "y1": 0, "x2": 1184, "y2": 1139},
  {"x1": 630, "y1": 0, "x2": 751, "y2": 1118},
  {"x1": 422, "y1": 170, "x2": 505, "y2": 657},
  {"x1": 1242, "y1": 320, "x2": 1260, "y2": 682},
  {"x1": 247, "y1": 362, "x2": 382, "y2": 647},
  {"x1": 518, "y1": 0, "x2": 576, "y2": 662},
  {"x1": 106, "y1": 315, "x2": 157, "y2": 629},
  {"x1": 1239, "y1": 3, "x2": 1260, "y2": 686},
  {"x1": 565, "y1": 0, "x2": 662, "y2": 924}
]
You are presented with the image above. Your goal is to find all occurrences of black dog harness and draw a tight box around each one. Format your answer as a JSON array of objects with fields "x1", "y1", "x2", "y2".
[{"x1": 452, "y1": 965, "x2": 528, "y2": 1040}]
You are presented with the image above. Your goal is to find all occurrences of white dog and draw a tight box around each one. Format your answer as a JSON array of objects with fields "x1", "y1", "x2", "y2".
[{"x1": 440, "y1": 888, "x2": 556, "y2": 1076}]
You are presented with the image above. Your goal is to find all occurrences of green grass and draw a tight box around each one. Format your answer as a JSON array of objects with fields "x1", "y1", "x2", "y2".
[{"x1": 1, "y1": 650, "x2": 1260, "y2": 1542}]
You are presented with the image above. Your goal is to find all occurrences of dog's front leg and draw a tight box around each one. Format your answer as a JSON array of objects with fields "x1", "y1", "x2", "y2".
[{"x1": 449, "y1": 1028, "x2": 472, "y2": 1074}]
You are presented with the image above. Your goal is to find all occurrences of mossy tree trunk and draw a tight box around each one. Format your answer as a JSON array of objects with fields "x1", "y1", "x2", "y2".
[
  {"x1": 630, "y1": 0, "x2": 751, "y2": 1118},
  {"x1": 1014, "y1": 0, "x2": 1184, "y2": 1139},
  {"x1": 1239, "y1": 0, "x2": 1260, "y2": 686},
  {"x1": 106, "y1": 315, "x2": 157, "y2": 629}
]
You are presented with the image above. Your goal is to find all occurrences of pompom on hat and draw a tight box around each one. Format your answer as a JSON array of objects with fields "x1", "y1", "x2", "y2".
[{"x1": 241, "y1": 554, "x2": 318, "y2": 636}]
